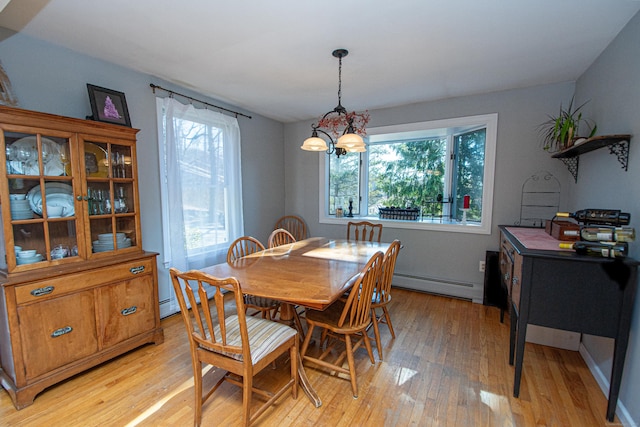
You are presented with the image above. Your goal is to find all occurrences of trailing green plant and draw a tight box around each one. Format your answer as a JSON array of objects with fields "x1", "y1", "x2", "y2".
[{"x1": 539, "y1": 97, "x2": 597, "y2": 152}]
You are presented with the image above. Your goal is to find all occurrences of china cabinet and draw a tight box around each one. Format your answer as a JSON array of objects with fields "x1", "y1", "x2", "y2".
[{"x1": 0, "y1": 106, "x2": 163, "y2": 409}]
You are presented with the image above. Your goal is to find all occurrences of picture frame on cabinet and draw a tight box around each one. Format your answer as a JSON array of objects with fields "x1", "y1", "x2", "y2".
[{"x1": 86, "y1": 84, "x2": 131, "y2": 127}]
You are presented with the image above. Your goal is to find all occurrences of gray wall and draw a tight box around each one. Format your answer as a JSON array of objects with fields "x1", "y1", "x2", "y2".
[
  {"x1": 572, "y1": 11, "x2": 640, "y2": 424},
  {"x1": 0, "y1": 33, "x2": 286, "y2": 311}
]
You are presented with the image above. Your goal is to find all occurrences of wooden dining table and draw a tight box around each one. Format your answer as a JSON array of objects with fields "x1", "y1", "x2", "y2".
[{"x1": 200, "y1": 237, "x2": 390, "y2": 407}]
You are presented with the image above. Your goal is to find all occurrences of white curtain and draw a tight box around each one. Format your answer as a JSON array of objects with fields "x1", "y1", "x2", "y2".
[{"x1": 156, "y1": 97, "x2": 244, "y2": 313}]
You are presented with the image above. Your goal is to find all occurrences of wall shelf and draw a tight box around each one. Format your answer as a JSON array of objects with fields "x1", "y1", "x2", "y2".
[{"x1": 551, "y1": 134, "x2": 631, "y2": 182}]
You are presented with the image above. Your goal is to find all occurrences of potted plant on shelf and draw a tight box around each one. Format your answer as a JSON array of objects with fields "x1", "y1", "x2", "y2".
[{"x1": 539, "y1": 97, "x2": 597, "y2": 152}]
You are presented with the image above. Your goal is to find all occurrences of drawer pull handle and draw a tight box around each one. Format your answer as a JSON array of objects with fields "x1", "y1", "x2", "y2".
[
  {"x1": 51, "y1": 326, "x2": 73, "y2": 338},
  {"x1": 130, "y1": 266, "x2": 145, "y2": 275},
  {"x1": 121, "y1": 306, "x2": 137, "y2": 316},
  {"x1": 31, "y1": 286, "x2": 55, "y2": 297}
]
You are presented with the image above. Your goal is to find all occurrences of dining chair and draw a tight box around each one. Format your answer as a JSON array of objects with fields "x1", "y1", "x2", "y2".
[
  {"x1": 347, "y1": 221, "x2": 383, "y2": 243},
  {"x1": 274, "y1": 215, "x2": 308, "y2": 241},
  {"x1": 265, "y1": 229, "x2": 307, "y2": 336},
  {"x1": 300, "y1": 251, "x2": 384, "y2": 398},
  {"x1": 169, "y1": 268, "x2": 298, "y2": 427},
  {"x1": 227, "y1": 236, "x2": 280, "y2": 321},
  {"x1": 370, "y1": 239, "x2": 401, "y2": 361},
  {"x1": 268, "y1": 228, "x2": 297, "y2": 248}
]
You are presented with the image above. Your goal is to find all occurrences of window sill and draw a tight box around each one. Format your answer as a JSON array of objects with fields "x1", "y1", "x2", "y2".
[{"x1": 320, "y1": 215, "x2": 491, "y2": 234}]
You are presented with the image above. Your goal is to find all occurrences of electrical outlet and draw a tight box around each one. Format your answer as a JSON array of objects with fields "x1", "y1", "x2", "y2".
[{"x1": 479, "y1": 261, "x2": 486, "y2": 272}]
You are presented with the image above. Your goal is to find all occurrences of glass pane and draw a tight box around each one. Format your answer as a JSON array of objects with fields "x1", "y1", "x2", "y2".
[
  {"x1": 12, "y1": 223, "x2": 46, "y2": 265},
  {"x1": 84, "y1": 141, "x2": 109, "y2": 177},
  {"x1": 367, "y1": 138, "x2": 446, "y2": 218},
  {"x1": 116, "y1": 217, "x2": 137, "y2": 247},
  {"x1": 329, "y1": 154, "x2": 359, "y2": 215},
  {"x1": 5, "y1": 132, "x2": 40, "y2": 176},
  {"x1": 110, "y1": 144, "x2": 132, "y2": 179},
  {"x1": 48, "y1": 220, "x2": 78, "y2": 260},
  {"x1": 452, "y1": 129, "x2": 485, "y2": 221}
]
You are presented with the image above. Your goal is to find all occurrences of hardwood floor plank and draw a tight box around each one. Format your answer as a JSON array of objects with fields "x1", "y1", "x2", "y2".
[{"x1": 0, "y1": 289, "x2": 623, "y2": 426}]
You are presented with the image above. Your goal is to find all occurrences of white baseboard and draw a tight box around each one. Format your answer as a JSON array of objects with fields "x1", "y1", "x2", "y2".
[
  {"x1": 579, "y1": 343, "x2": 635, "y2": 427},
  {"x1": 392, "y1": 272, "x2": 484, "y2": 303}
]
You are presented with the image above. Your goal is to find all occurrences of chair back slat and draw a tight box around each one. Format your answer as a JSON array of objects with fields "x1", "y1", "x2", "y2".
[
  {"x1": 378, "y1": 240, "x2": 401, "y2": 303},
  {"x1": 170, "y1": 268, "x2": 248, "y2": 358},
  {"x1": 338, "y1": 251, "x2": 383, "y2": 328},
  {"x1": 268, "y1": 228, "x2": 297, "y2": 248},
  {"x1": 274, "y1": 215, "x2": 308, "y2": 241},
  {"x1": 227, "y1": 236, "x2": 265, "y2": 263},
  {"x1": 347, "y1": 221, "x2": 383, "y2": 243}
]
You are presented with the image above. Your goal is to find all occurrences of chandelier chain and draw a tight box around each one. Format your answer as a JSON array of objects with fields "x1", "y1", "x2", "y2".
[{"x1": 337, "y1": 55, "x2": 342, "y2": 106}]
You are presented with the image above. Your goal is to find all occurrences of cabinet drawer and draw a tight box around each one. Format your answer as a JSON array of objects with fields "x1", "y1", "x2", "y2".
[
  {"x1": 14, "y1": 259, "x2": 154, "y2": 304},
  {"x1": 98, "y1": 275, "x2": 156, "y2": 348},
  {"x1": 18, "y1": 290, "x2": 98, "y2": 380},
  {"x1": 511, "y1": 250, "x2": 523, "y2": 313}
]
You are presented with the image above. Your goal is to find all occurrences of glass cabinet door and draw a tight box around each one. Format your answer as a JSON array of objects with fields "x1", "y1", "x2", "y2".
[
  {"x1": 3, "y1": 131, "x2": 79, "y2": 271},
  {"x1": 83, "y1": 139, "x2": 139, "y2": 256}
]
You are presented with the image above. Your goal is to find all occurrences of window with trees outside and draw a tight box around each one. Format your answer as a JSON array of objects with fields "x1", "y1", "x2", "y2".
[{"x1": 321, "y1": 114, "x2": 497, "y2": 234}]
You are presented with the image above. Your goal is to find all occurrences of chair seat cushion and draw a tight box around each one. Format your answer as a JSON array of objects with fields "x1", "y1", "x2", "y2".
[
  {"x1": 211, "y1": 315, "x2": 296, "y2": 364},
  {"x1": 244, "y1": 295, "x2": 280, "y2": 308}
]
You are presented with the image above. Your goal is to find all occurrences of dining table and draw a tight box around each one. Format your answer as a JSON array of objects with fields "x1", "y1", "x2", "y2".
[{"x1": 200, "y1": 236, "x2": 390, "y2": 407}]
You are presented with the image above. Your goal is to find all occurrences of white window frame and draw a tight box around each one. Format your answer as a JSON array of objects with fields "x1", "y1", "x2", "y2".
[{"x1": 318, "y1": 113, "x2": 497, "y2": 234}]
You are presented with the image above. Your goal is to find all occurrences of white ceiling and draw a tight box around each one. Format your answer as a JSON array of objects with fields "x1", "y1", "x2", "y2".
[{"x1": 1, "y1": 1, "x2": 639, "y2": 123}]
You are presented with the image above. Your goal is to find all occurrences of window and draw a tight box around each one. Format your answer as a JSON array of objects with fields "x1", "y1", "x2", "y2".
[
  {"x1": 321, "y1": 114, "x2": 497, "y2": 234},
  {"x1": 156, "y1": 97, "x2": 244, "y2": 272}
]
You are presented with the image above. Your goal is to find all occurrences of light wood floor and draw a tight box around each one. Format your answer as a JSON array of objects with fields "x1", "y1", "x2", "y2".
[{"x1": 0, "y1": 289, "x2": 621, "y2": 426}]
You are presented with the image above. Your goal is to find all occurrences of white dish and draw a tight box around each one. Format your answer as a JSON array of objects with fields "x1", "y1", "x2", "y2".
[
  {"x1": 98, "y1": 232, "x2": 126, "y2": 242},
  {"x1": 9, "y1": 194, "x2": 26, "y2": 200},
  {"x1": 16, "y1": 254, "x2": 43, "y2": 265},
  {"x1": 17, "y1": 249, "x2": 37, "y2": 258},
  {"x1": 27, "y1": 183, "x2": 75, "y2": 217}
]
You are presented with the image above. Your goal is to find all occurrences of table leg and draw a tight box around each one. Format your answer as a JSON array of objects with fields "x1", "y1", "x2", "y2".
[
  {"x1": 282, "y1": 303, "x2": 319, "y2": 406},
  {"x1": 297, "y1": 353, "x2": 321, "y2": 407}
]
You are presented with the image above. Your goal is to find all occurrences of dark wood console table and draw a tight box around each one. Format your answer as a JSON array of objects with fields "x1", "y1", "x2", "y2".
[{"x1": 499, "y1": 225, "x2": 638, "y2": 422}]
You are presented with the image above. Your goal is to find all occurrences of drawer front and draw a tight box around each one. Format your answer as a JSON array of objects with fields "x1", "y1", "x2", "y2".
[
  {"x1": 14, "y1": 258, "x2": 154, "y2": 305},
  {"x1": 18, "y1": 290, "x2": 98, "y2": 380},
  {"x1": 98, "y1": 275, "x2": 156, "y2": 348},
  {"x1": 511, "y1": 251, "x2": 523, "y2": 314}
]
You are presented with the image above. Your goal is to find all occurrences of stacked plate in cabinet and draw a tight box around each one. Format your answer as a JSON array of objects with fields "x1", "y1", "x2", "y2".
[
  {"x1": 10, "y1": 196, "x2": 33, "y2": 220},
  {"x1": 92, "y1": 233, "x2": 132, "y2": 253}
]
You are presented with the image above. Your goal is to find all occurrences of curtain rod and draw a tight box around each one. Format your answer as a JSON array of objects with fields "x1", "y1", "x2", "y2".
[{"x1": 149, "y1": 83, "x2": 252, "y2": 119}]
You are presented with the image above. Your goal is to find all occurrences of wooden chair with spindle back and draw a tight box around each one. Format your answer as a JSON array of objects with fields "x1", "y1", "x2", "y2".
[
  {"x1": 227, "y1": 236, "x2": 280, "y2": 320},
  {"x1": 300, "y1": 251, "x2": 383, "y2": 398},
  {"x1": 169, "y1": 268, "x2": 298, "y2": 427},
  {"x1": 274, "y1": 215, "x2": 308, "y2": 241},
  {"x1": 347, "y1": 221, "x2": 383, "y2": 243},
  {"x1": 268, "y1": 228, "x2": 297, "y2": 248},
  {"x1": 370, "y1": 239, "x2": 401, "y2": 360}
]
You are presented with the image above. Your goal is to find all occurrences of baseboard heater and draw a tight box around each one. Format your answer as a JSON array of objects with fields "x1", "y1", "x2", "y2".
[{"x1": 392, "y1": 272, "x2": 483, "y2": 303}]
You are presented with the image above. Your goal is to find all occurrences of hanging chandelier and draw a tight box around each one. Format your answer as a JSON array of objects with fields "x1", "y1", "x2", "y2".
[{"x1": 300, "y1": 49, "x2": 369, "y2": 157}]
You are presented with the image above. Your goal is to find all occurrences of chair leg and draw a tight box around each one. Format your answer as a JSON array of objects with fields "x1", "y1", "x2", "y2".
[
  {"x1": 290, "y1": 342, "x2": 299, "y2": 399},
  {"x1": 193, "y1": 360, "x2": 203, "y2": 427},
  {"x1": 382, "y1": 306, "x2": 395, "y2": 338},
  {"x1": 242, "y1": 371, "x2": 253, "y2": 427},
  {"x1": 344, "y1": 334, "x2": 358, "y2": 398},
  {"x1": 371, "y1": 308, "x2": 383, "y2": 361},
  {"x1": 361, "y1": 328, "x2": 376, "y2": 365}
]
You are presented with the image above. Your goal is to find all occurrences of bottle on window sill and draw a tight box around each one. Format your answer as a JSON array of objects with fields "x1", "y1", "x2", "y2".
[
  {"x1": 559, "y1": 241, "x2": 628, "y2": 258},
  {"x1": 580, "y1": 227, "x2": 635, "y2": 243},
  {"x1": 556, "y1": 209, "x2": 630, "y2": 226}
]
